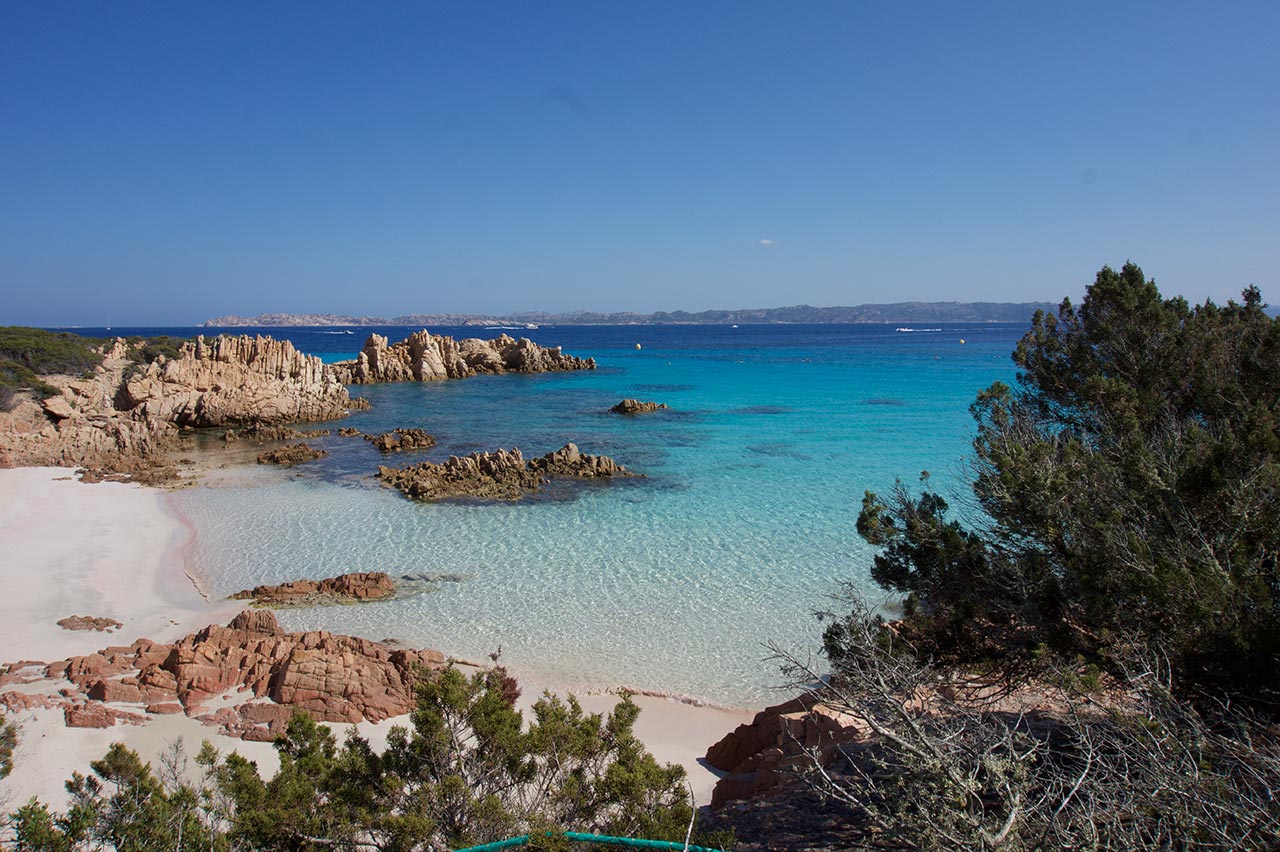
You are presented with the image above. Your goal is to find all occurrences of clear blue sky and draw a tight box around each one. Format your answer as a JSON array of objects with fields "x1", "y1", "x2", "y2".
[{"x1": 2, "y1": 1, "x2": 1277, "y2": 325}]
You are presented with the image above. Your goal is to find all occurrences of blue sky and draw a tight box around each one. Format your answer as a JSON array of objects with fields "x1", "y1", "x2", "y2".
[{"x1": 2, "y1": 2, "x2": 1277, "y2": 325}]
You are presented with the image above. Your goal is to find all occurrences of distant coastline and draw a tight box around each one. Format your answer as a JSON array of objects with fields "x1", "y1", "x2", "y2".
[{"x1": 199, "y1": 301, "x2": 1056, "y2": 328}]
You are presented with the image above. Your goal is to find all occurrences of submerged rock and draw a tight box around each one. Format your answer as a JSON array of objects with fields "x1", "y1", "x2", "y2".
[
  {"x1": 230, "y1": 571, "x2": 397, "y2": 607},
  {"x1": 377, "y1": 442, "x2": 632, "y2": 502},
  {"x1": 610, "y1": 399, "x2": 669, "y2": 414},
  {"x1": 364, "y1": 428, "x2": 436, "y2": 453},
  {"x1": 256, "y1": 442, "x2": 328, "y2": 466},
  {"x1": 224, "y1": 424, "x2": 331, "y2": 442},
  {"x1": 331, "y1": 330, "x2": 595, "y2": 384}
]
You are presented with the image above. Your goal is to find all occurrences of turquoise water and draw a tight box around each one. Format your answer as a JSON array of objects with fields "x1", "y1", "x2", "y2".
[{"x1": 165, "y1": 323, "x2": 1022, "y2": 706}]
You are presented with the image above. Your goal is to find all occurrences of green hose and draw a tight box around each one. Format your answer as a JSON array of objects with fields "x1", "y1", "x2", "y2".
[{"x1": 454, "y1": 832, "x2": 722, "y2": 852}]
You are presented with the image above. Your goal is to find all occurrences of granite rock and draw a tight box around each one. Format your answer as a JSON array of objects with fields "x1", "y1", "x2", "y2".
[
  {"x1": 377, "y1": 443, "x2": 632, "y2": 502},
  {"x1": 332, "y1": 331, "x2": 595, "y2": 384},
  {"x1": 609, "y1": 399, "x2": 669, "y2": 414}
]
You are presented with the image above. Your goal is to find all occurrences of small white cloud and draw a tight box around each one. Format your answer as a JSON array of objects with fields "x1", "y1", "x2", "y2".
[{"x1": 753, "y1": 238, "x2": 777, "y2": 248}]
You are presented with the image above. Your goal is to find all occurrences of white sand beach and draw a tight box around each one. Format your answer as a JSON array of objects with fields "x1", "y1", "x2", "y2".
[
  {"x1": 0, "y1": 467, "x2": 240, "y2": 662},
  {"x1": 0, "y1": 467, "x2": 749, "y2": 809}
]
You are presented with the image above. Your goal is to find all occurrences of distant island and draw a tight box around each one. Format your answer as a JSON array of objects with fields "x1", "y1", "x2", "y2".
[{"x1": 201, "y1": 301, "x2": 1057, "y2": 327}]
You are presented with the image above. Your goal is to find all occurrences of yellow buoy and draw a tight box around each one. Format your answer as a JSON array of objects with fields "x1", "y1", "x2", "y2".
[
  {"x1": 959, "y1": 338, "x2": 966, "y2": 344},
  {"x1": 635, "y1": 343, "x2": 642, "y2": 350}
]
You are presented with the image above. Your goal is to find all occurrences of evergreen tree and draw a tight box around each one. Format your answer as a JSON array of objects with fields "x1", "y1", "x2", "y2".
[{"x1": 859, "y1": 263, "x2": 1280, "y2": 696}]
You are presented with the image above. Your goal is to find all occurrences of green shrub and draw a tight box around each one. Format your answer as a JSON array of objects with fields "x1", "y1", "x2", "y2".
[
  {"x1": 125, "y1": 335, "x2": 190, "y2": 365},
  {"x1": 0, "y1": 326, "x2": 104, "y2": 377},
  {"x1": 0, "y1": 712, "x2": 13, "y2": 779}
]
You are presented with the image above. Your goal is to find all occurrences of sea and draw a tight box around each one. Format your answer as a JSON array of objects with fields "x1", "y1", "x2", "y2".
[{"x1": 76, "y1": 322, "x2": 1025, "y2": 706}]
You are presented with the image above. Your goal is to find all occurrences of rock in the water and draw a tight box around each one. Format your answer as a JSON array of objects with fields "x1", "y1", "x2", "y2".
[
  {"x1": 609, "y1": 399, "x2": 669, "y2": 414},
  {"x1": 377, "y1": 442, "x2": 632, "y2": 502},
  {"x1": 57, "y1": 615, "x2": 123, "y2": 632},
  {"x1": 230, "y1": 571, "x2": 396, "y2": 607},
  {"x1": 225, "y1": 424, "x2": 331, "y2": 442},
  {"x1": 338, "y1": 427, "x2": 362, "y2": 437},
  {"x1": 364, "y1": 428, "x2": 435, "y2": 453},
  {"x1": 256, "y1": 442, "x2": 328, "y2": 466},
  {"x1": 331, "y1": 330, "x2": 595, "y2": 384}
]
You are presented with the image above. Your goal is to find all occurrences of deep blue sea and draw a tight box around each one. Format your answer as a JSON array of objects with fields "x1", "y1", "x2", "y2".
[{"x1": 77, "y1": 323, "x2": 1025, "y2": 705}]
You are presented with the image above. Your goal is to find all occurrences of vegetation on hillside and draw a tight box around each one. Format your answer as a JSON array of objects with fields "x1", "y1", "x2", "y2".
[
  {"x1": 5, "y1": 666, "x2": 727, "y2": 851},
  {"x1": 0, "y1": 327, "x2": 105, "y2": 409},
  {"x1": 124, "y1": 335, "x2": 189, "y2": 366},
  {"x1": 0, "y1": 328, "x2": 194, "y2": 410}
]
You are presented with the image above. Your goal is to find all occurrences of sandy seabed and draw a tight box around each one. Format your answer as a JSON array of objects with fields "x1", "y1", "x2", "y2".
[{"x1": 0, "y1": 467, "x2": 749, "y2": 810}]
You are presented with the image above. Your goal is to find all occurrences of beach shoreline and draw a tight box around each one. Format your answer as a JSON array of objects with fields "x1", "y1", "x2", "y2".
[{"x1": 0, "y1": 467, "x2": 749, "y2": 808}]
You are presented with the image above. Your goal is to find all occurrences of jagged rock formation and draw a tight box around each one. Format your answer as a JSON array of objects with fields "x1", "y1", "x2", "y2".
[
  {"x1": 230, "y1": 571, "x2": 396, "y2": 607},
  {"x1": 57, "y1": 615, "x2": 124, "y2": 632},
  {"x1": 0, "y1": 610, "x2": 445, "y2": 740},
  {"x1": 120, "y1": 335, "x2": 351, "y2": 426},
  {"x1": 610, "y1": 399, "x2": 669, "y2": 414},
  {"x1": 365, "y1": 428, "x2": 436, "y2": 453},
  {"x1": 256, "y1": 442, "x2": 328, "y2": 466},
  {"x1": 338, "y1": 427, "x2": 362, "y2": 436},
  {"x1": 331, "y1": 331, "x2": 595, "y2": 384},
  {"x1": 704, "y1": 695, "x2": 864, "y2": 808},
  {"x1": 0, "y1": 335, "x2": 356, "y2": 474},
  {"x1": 378, "y1": 442, "x2": 632, "y2": 502}
]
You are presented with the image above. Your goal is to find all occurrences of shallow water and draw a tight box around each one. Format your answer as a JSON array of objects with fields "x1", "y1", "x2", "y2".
[{"x1": 143, "y1": 322, "x2": 1023, "y2": 706}]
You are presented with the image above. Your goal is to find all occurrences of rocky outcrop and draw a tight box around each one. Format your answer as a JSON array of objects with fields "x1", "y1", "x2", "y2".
[
  {"x1": 0, "y1": 381, "x2": 176, "y2": 474},
  {"x1": 365, "y1": 428, "x2": 435, "y2": 453},
  {"x1": 120, "y1": 335, "x2": 352, "y2": 427},
  {"x1": 0, "y1": 335, "x2": 356, "y2": 476},
  {"x1": 704, "y1": 695, "x2": 866, "y2": 808},
  {"x1": 230, "y1": 571, "x2": 396, "y2": 607},
  {"x1": 2, "y1": 610, "x2": 445, "y2": 740},
  {"x1": 338, "y1": 427, "x2": 362, "y2": 437},
  {"x1": 256, "y1": 442, "x2": 328, "y2": 466},
  {"x1": 377, "y1": 443, "x2": 632, "y2": 502},
  {"x1": 610, "y1": 399, "x2": 668, "y2": 414},
  {"x1": 331, "y1": 331, "x2": 595, "y2": 384},
  {"x1": 57, "y1": 615, "x2": 123, "y2": 632}
]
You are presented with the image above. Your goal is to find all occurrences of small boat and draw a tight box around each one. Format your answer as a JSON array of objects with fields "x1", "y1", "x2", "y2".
[{"x1": 635, "y1": 343, "x2": 642, "y2": 350}]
